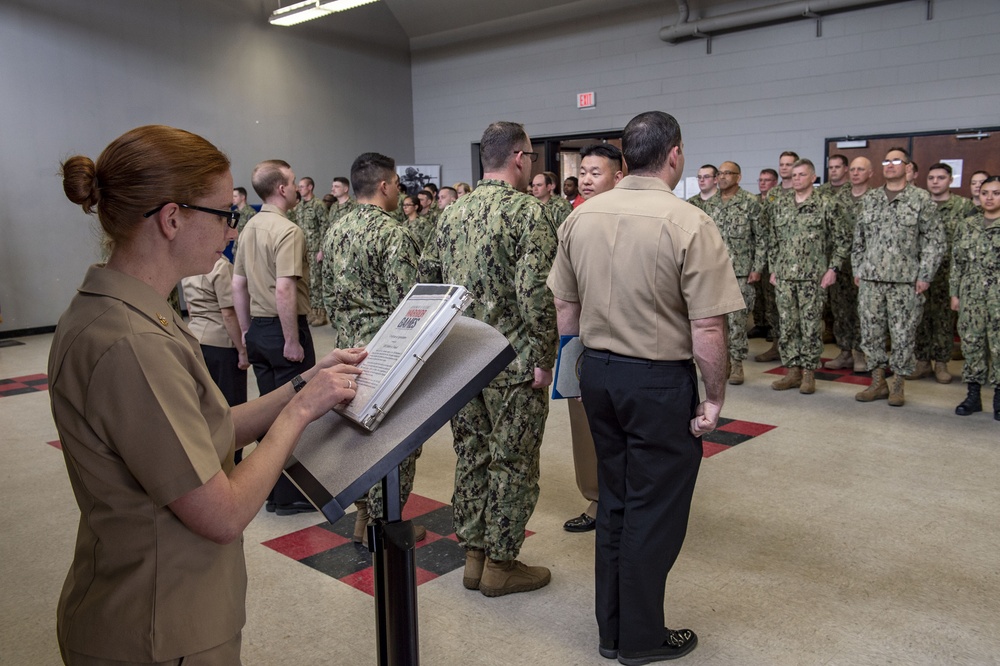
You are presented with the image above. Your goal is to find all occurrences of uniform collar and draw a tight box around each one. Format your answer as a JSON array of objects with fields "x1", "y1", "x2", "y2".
[
  {"x1": 78, "y1": 264, "x2": 183, "y2": 331},
  {"x1": 259, "y1": 203, "x2": 289, "y2": 218},
  {"x1": 616, "y1": 175, "x2": 676, "y2": 193}
]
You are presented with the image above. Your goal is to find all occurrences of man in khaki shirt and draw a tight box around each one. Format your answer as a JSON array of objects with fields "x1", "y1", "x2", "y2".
[
  {"x1": 233, "y1": 159, "x2": 315, "y2": 514},
  {"x1": 548, "y1": 111, "x2": 743, "y2": 664}
]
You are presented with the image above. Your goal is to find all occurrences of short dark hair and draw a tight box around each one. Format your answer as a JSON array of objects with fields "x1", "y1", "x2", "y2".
[
  {"x1": 564, "y1": 176, "x2": 578, "y2": 186},
  {"x1": 581, "y1": 144, "x2": 623, "y2": 172},
  {"x1": 417, "y1": 189, "x2": 435, "y2": 204},
  {"x1": 424, "y1": 182, "x2": 438, "y2": 194},
  {"x1": 333, "y1": 176, "x2": 350, "y2": 188},
  {"x1": 480, "y1": 121, "x2": 529, "y2": 171},
  {"x1": 404, "y1": 194, "x2": 421, "y2": 213},
  {"x1": 439, "y1": 186, "x2": 457, "y2": 197},
  {"x1": 699, "y1": 164, "x2": 718, "y2": 176},
  {"x1": 760, "y1": 168, "x2": 778, "y2": 179},
  {"x1": 829, "y1": 154, "x2": 848, "y2": 168},
  {"x1": 779, "y1": 151, "x2": 799, "y2": 160},
  {"x1": 622, "y1": 111, "x2": 682, "y2": 176},
  {"x1": 928, "y1": 162, "x2": 952, "y2": 176},
  {"x1": 300, "y1": 177, "x2": 314, "y2": 188},
  {"x1": 350, "y1": 152, "x2": 395, "y2": 199},
  {"x1": 910, "y1": 160, "x2": 919, "y2": 172},
  {"x1": 234, "y1": 186, "x2": 248, "y2": 198},
  {"x1": 971, "y1": 169, "x2": 990, "y2": 180},
  {"x1": 886, "y1": 146, "x2": 910, "y2": 161},
  {"x1": 251, "y1": 159, "x2": 291, "y2": 200},
  {"x1": 722, "y1": 161, "x2": 741, "y2": 174}
]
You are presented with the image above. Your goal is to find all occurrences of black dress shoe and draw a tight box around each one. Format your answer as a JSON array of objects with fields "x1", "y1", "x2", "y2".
[
  {"x1": 563, "y1": 513, "x2": 596, "y2": 532},
  {"x1": 265, "y1": 501, "x2": 276, "y2": 513},
  {"x1": 747, "y1": 325, "x2": 768, "y2": 339},
  {"x1": 617, "y1": 629, "x2": 697, "y2": 665},
  {"x1": 275, "y1": 501, "x2": 317, "y2": 516},
  {"x1": 599, "y1": 637, "x2": 618, "y2": 659}
]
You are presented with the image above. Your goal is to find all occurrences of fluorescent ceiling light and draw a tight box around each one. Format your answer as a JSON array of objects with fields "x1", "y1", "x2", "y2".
[
  {"x1": 319, "y1": 0, "x2": 379, "y2": 12},
  {"x1": 269, "y1": 1, "x2": 332, "y2": 26},
  {"x1": 268, "y1": 0, "x2": 378, "y2": 26}
]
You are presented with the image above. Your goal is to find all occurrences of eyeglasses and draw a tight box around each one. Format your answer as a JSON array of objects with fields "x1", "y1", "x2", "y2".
[
  {"x1": 696, "y1": 175, "x2": 716, "y2": 180},
  {"x1": 143, "y1": 203, "x2": 240, "y2": 229},
  {"x1": 718, "y1": 171, "x2": 740, "y2": 176},
  {"x1": 517, "y1": 151, "x2": 539, "y2": 163},
  {"x1": 881, "y1": 158, "x2": 908, "y2": 166}
]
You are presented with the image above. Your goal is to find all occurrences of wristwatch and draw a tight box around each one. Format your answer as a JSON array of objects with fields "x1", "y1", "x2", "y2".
[{"x1": 291, "y1": 374, "x2": 307, "y2": 393}]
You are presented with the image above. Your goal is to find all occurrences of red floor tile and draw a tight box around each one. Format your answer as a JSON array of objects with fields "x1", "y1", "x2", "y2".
[
  {"x1": 703, "y1": 441, "x2": 731, "y2": 458},
  {"x1": 262, "y1": 525, "x2": 350, "y2": 560},
  {"x1": 718, "y1": 420, "x2": 777, "y2": 437}
]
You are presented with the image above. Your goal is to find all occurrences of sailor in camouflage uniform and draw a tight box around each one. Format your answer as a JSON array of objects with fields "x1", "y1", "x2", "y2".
[
  {"x1": 852, "y1": 148, "x2": 945, "y2": 406},
  {"x1": 420, "y1": 121, "x2": 558, "y2": 597},
  {"x1": 823, "y1": 157, "x2": 873, "y2": 372},
  {"x1": 232, "y1": 186, "x2": 256, "y2": 236},
  {"x1": 410, "y1": 189, "x2": 439, "y2": 249},
  {"x1": 754, "y1": 152, "x2": 799, "y2": 363},
  {"x1": 687, "y1": 164, "x2": 719, "y2": 212},
  {"x1": 292, "y1": 177, "x2": 329, "y2": 326},
  {"x1": 321, "y1": 154, "x2": 424, "y2": 542},
  {"x1": 815, "y1": 154, "x2": 849, "y2": 199},
  {"x1": 950, "y1": 176, "x2": 1000, "y2": 421},
  {"x1": 531, "y1": 172, "x2": 573, "y2": 227},
  {"x1": 767, "y1": 159, "x2": 849, "y2": 394},
  {"x1": 907, "y1": 163, "x2": 977, "y2": 384},
  {"x1": 705, "y1": 161, "x2": 765, "y2": 385}
]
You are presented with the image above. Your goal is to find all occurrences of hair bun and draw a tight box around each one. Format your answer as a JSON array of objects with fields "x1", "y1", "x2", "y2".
[{"x1": 61, "y1": 155, "x2": 100, "y2": 213}]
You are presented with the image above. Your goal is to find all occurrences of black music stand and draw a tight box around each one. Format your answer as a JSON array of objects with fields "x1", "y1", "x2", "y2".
[{"x1": 284, "y1": 317, "x2": 515, "y2": 666}]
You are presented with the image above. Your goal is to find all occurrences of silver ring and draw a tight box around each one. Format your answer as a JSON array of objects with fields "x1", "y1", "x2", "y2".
[{"x1": 345, "y1": 379, "x2": 352, "y2": 390}]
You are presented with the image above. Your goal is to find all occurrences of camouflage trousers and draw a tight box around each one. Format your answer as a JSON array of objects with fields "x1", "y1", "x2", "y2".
[
  {"x1": 762, "y1": 272, "x2": 779, "y2": 334},
  {"x1": 957, "y1": 296, "x2": 999, "y2": 386},
  {"x1": 858, "y1": 280, "x2": 924, "y2": 376},
  {"x1": 727, "y1": 279, "x2": 756, "y2": 361},
  {"x1": 367, "y1": 448, "x2": 422, "y2": 520},
  {"x1": 451, "y1": 381, "x2": 548, "y2": 561},
  {"x1": 310, "y1": 254, "x2": 324, "y2": 312},
  {"x1": 774, "y1": 279, "x2": 824, "y2": 370},
  {"x1": 829, "y1": 265, "x2": 860, "y2": 351},
  {"x1": 913, "y1": 269, "x2": 955, "y2": 363}
]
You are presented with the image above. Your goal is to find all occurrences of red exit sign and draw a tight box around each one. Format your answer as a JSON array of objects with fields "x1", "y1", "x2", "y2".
[{"x1": 577, "y1": 92, "x2": 595, "y2": 109}]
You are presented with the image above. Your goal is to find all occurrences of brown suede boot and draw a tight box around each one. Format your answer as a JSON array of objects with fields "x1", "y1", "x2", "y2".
[
  {"x1": 479, "y1": 559, "x2": 551, "y2": 597},
  {"x1": 728, "y1": 360, "x2": 744, "y2": 385},
  {"x1": 771, "y1": 367, "x2": 802, "y2": 391},
  {"x1": 933, "y1": 361, "x2": 953, "y2": 384},
  {"x1": 856, "y1": 368, "x2": 889, "y2": 402},
  {"x1": 463, "y1": 549, "x2": 486, "y2": 590},
  {"x1": 755, "y1": 340, "x2": 780, "y2": 362},
  {"x1": 824, "y1": 349, "x2": 852, "y2": 370},
  {"x1": 905, "y1": 360, "x2": 932, "y2": 380},
  {"x1": 799, "y1": 369, "x2": 816, "y2": 394},
  {"x1": 888, "y1": 374, "x2": 905, "y2": 406},
  {"x1": 852, "y1": 350, "x2": 867, "y2": 373}
]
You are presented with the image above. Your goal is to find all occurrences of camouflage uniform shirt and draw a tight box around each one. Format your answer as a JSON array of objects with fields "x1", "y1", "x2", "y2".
[
  {"x1": 704, "y1": 187, "x2": 765, "y2": 277},
  {"x1": 687, "y1": 191, "x2": 718, "y2": 213},
  {"x1": 321, "y1": 203, "x2": 420, "y2": 348},
  {"x1": 769, "y1": 191, "x2": 850, "y2": 279},
  {"x1": 419, "y1": 178, "x2": 558, "y2": 385},
  {"x1": 545, "y1": 196, "x2": 574, "y2": 228},
  {"x1": 852, "y1": 184, "x2": 945, "y2": 284}
]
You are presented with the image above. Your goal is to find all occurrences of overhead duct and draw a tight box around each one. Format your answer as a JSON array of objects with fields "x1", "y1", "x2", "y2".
[{"x1": 660, "y1": 0, "x2": 918, "y2": 45}]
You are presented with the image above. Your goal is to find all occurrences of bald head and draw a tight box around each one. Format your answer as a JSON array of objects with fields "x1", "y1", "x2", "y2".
[{"x1": 849, "y1": 156, "x2": 873, "y2": 188}]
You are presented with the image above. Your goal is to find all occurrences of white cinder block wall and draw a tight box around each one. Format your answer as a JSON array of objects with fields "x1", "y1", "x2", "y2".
[
  {"x1": 0, "y1": 0, "x2": 413, "y2": 331},
  {"x1": 411, "y1": 0, "x2": 1000, "y2": 187}
]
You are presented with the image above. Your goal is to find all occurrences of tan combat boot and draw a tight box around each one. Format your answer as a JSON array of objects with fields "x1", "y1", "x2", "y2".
[
  {"x1": 799, "y1": 369, "x2": 816, "y2": 394},
  {"x1": 463, "y1": 548, "x2": 486, "y2": 590},
  {"x1": 852, "y1": 350, "x2": 867, "y2": 373},
  {"x1": 479, "y1": 559, "x2": 551, "y2": 597},
  {"x1": 933, "y1": 361, "x2": 953, "y2": 384},
  {"x1": 824, "y1": 349, "x2": 852, "y2": 370},
  {"x1": 888, "y1": 374, "x2": 905, "y2": 406},
  {"x1": 755, "y1": 340, "x2": 780, "y2": 363},
  {"x1": 905, "y1": 360, "x2": 932, "y2": 380},
  {"x1": 771, "y1": 367, "x2": 802, "y2": 391},
  {"x1": 855, "y1": 368, "x2": 889, "y2": 402},
  {"x1": 728, "y1": 360, "x2": 744, "y2": 385},
  {"x1": 353, "y1": 501, "x2": 369, "y2": 543}
]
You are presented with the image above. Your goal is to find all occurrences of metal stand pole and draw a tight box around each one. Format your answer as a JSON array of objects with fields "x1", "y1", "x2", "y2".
[{"x1": 370, "y1": 466, "x2": 419, "y2": 666}]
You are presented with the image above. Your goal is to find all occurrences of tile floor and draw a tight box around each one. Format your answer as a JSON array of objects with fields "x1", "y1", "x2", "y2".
[{"x1": 2, "y1": 327, "x2": 998, "y2": 665}]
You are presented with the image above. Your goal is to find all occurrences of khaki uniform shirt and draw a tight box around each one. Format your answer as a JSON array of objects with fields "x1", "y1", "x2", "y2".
[
  {"x1": 852, "y1": 184, "x2": 946, "y2": 284},
  {"x1": 233, "y1": 203, "x2": 310, "y2": 316},
  {"x1": 48, "y1": 266, "x2": 244, "y2": 662},
  {"x1": 182, "y1": 257, "x2": 235, "y2": 348},
  {"x1": 547, "y1": 175, "x2": 745, "y2": 360},
  {"x1": 419, "y1": 178, "x2": 558, "y2": 385}
]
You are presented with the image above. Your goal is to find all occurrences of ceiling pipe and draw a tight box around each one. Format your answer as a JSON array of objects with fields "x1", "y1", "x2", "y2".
[{"x1": 660, "y1": 0, "x2": 911, "y2": 44}]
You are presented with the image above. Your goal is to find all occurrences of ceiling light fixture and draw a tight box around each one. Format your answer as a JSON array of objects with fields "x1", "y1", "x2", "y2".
[{"x1": 268, "y1": 0, "x2": 378, "y2": 26}]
